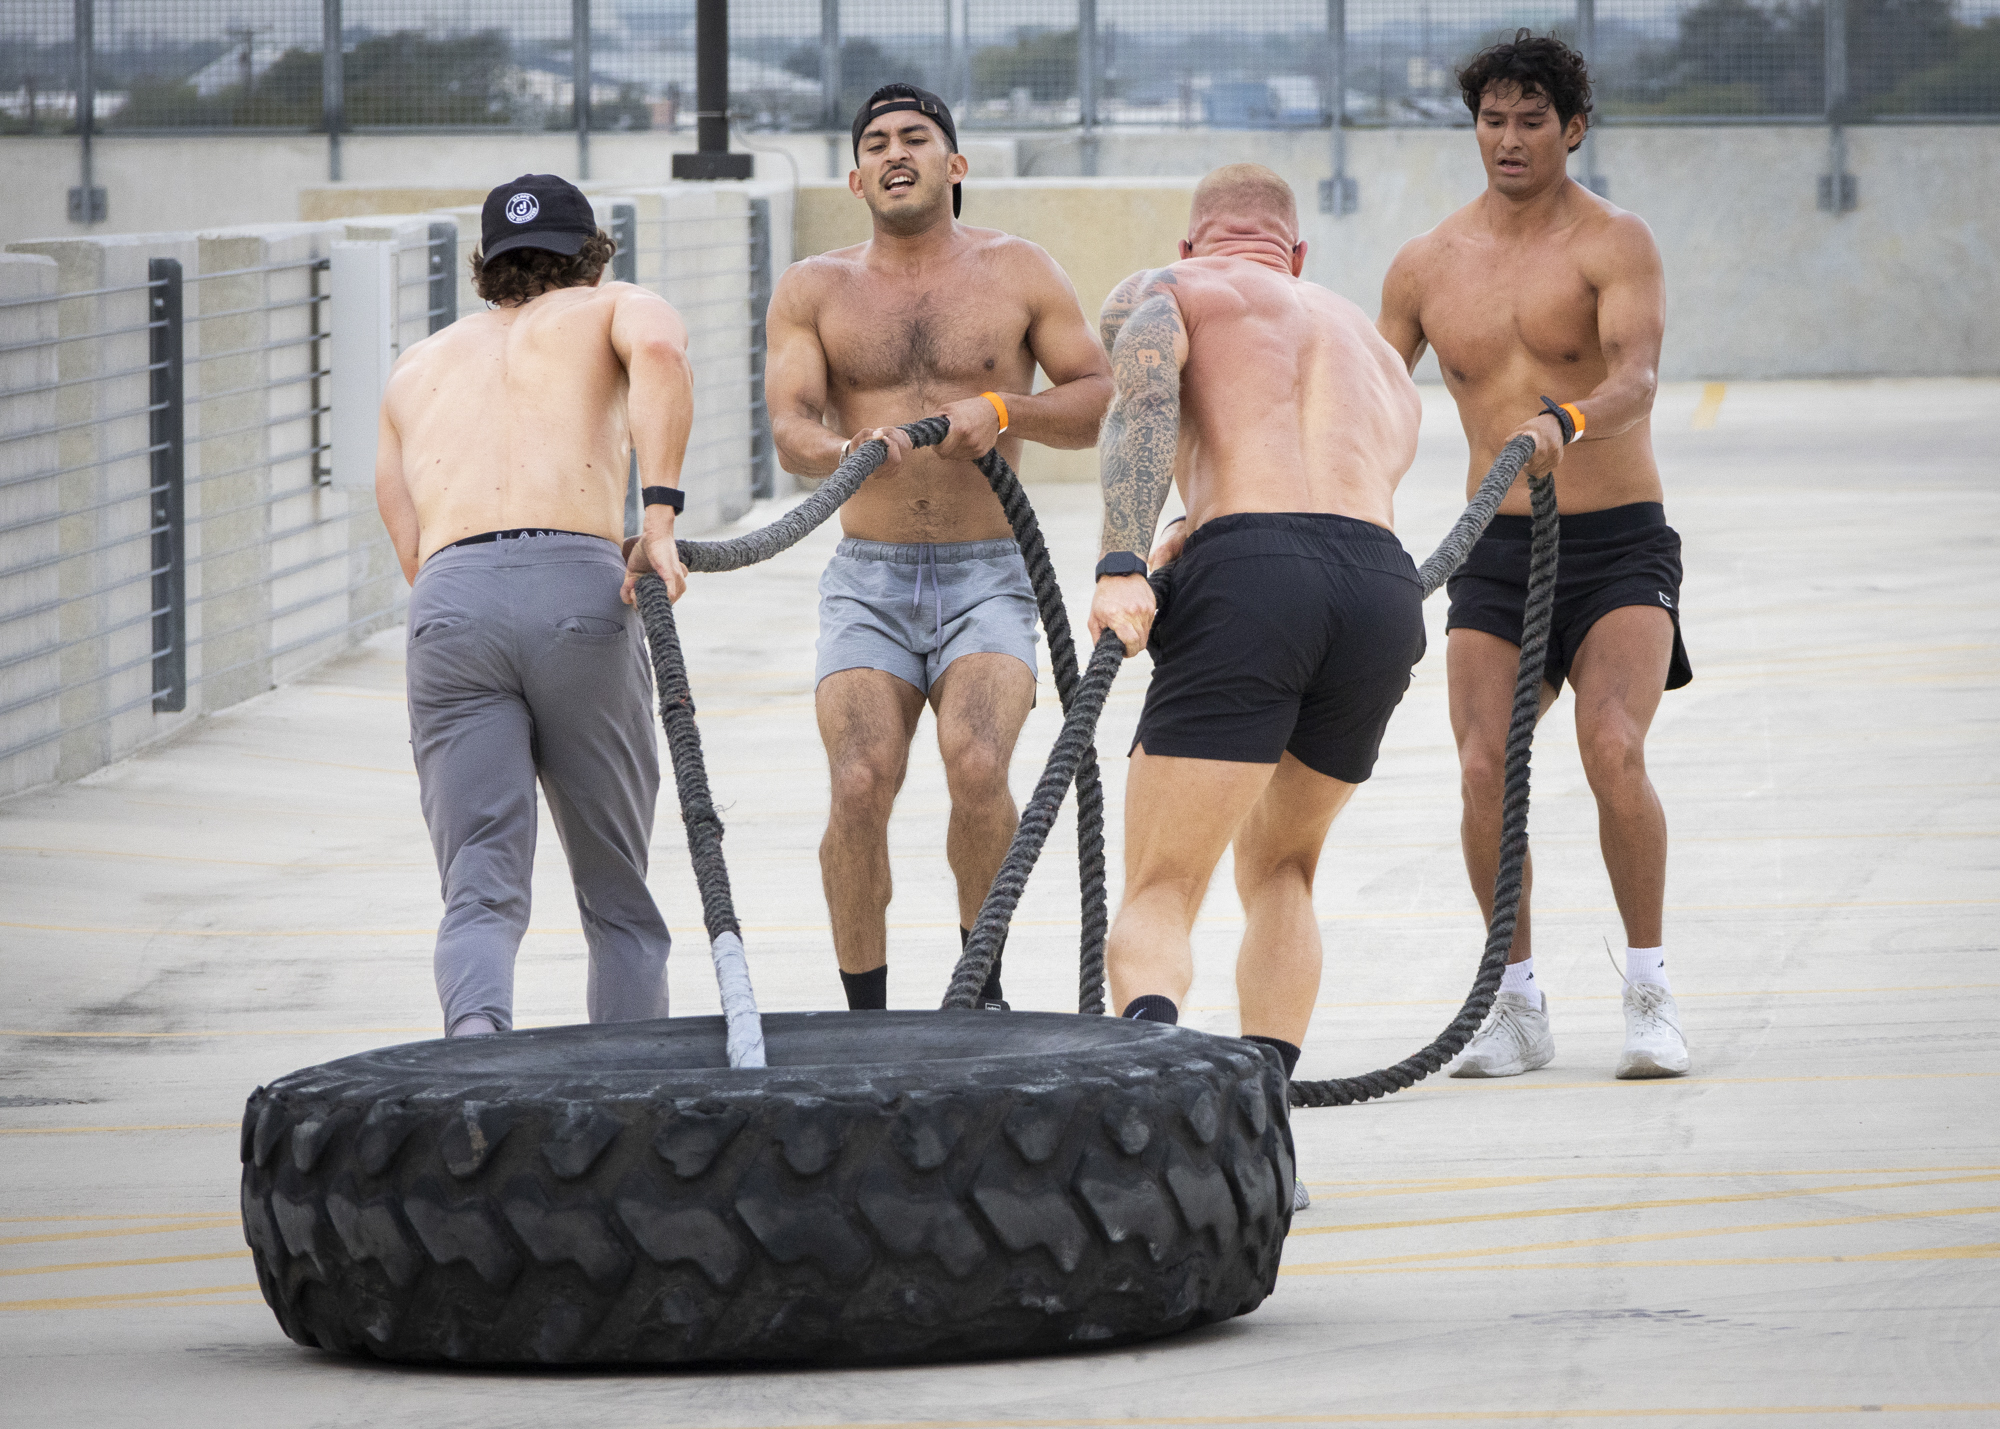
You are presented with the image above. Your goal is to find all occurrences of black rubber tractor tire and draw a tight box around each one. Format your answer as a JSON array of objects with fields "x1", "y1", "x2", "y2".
[{"x1": 239, "y1": 1010, "x2": 1294, "y2": 1366}]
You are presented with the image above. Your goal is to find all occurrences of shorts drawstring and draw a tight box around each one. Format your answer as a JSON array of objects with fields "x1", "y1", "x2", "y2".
[{"x1": 911, "y1": 542, "x2": 941, "y2": 642}]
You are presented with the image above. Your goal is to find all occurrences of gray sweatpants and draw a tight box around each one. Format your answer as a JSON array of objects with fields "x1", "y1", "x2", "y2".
[{"x1": 405, "y1": 532, "x2": 670, "y2": 1035}]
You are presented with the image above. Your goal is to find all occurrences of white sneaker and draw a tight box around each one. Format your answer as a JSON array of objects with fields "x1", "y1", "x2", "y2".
[
  {"x1": 1449, "y1": 989, "x2": 1554, "y2": 1078},
  {"x1": 1292, "y1": 1178, "x2": 1311, "y2": 1212},
  {"x1": 1616, "y1": 981, "x2": 1689, "y2": 1078}
]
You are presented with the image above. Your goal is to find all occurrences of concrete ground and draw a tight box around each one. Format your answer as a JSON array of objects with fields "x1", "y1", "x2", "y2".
[{"x1": 3, "y1": 379, "x2": 1996, "y2": 1427}]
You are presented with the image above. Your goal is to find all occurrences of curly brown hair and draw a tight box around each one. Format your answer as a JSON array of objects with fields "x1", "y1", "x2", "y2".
[
  {"x1": 470, "y1": 228, "x2": 617, "y2": 306},
  {"x1": 1458, "y1": 29, "x2": 1593, "y2": 152}
]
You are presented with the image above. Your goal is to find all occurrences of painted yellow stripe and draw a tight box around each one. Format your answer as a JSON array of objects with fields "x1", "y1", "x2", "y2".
[
  {"x1": 1288, "y1": 1172, "x2": 2000, "y2": 1238},
  {"x1": 0, "y1": 1249, "x2": 249, "y2": 1278},
  {"x1": 0, "y1": 1123, "x2": 236, "y2": 1137},
  {"x1": 1691, "y1": 380, "x2": 1727, "y2": 428},
  {"x1": 0, "y1": 1282, "x2": 258, "y2": 1312},
  {"x1": 0, "y1": 1026, "x2": 440, "y2": 1039},
  {"x1": 1279, "y1": 1203, "x2": 2000, "y2": 1276},
  {"x1": 0, "y1": 844, "x2": 428, "y2": 868},
  {"x1": 1290, "y1": 1244, "x2": 2000, "y2": 1277},
  {"x1": 0, "y1": 1211, "x2": 238, "y2": 1224},
  {"x1": 0, "y1": 1219, "x2": 239, "y2": 1248},
  {"x1": 669, "y1": 1400, "x2": 2000, "y2": 1428},
  {"x1": 1301, "y1": 1166, "x2": 2000, "y2": 1194}
]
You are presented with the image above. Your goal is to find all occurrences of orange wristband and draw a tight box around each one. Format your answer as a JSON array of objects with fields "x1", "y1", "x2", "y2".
[
  {"x1": 980, "y1": 391, "x2": 1009, "y2": 434},
  {"x1": 1560, "y1": 402, "x2": 1586, "y2": 440}
]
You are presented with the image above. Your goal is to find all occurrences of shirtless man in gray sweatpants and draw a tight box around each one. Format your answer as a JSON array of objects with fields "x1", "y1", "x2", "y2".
[{"x1": 375, "y1": 173, "x2": 693, "y2": 1037}]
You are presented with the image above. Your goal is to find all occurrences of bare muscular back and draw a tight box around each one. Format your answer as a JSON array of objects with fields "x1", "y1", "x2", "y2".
[
  {"x1": 1167, "y1": 257, "x2": 1421, "y2": 531},
  {"x1": 1382, "y1": 181, "x2": 1666, "y2": 515},
  {"x1": 379, "y1": 280, "x2": 686, "y2": 569}
]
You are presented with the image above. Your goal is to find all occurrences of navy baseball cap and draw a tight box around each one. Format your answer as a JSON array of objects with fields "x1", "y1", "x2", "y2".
[
  {"x1": 481, "y1": 174, "x2": 597, "y2": 261},
  {"x1": 851, "y1": 84, "x2": 962, "y2": 218}
]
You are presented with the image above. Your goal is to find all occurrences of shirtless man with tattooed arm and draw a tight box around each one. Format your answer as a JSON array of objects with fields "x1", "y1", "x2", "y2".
[{"x1": 1086, "y1": 166, "x2": 1425, "y2": 1158}]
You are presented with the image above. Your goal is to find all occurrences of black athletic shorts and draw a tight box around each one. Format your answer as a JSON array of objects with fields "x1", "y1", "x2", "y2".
[
  {"x1": 1133, "y1": 512, "x2": 1426, "y2": 784},
  {"x1": 1445, "y1": 501, "x2": 1693, "y2": 693}
]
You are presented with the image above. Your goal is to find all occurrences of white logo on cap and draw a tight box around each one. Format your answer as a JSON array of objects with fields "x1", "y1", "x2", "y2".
[{"x1": 505, "y1": 193, "x2": 540, "y2": 225}]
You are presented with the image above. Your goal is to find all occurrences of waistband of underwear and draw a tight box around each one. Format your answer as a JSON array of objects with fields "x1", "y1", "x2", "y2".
[
  {"x1": 439, "y1": 527, "x2": 614, "y2": 553},
  {"x1": 1183, "y1": 510, "x2": 1400, "y2": 553},
  {"x1": 834, "y1": 536, "x2": 1023, "y2": 565},
  {"x1": 1481, "y1": 501, "x2": 1666, "y2": 542}
]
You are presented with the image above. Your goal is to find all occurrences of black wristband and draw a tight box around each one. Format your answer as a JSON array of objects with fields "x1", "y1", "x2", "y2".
[
  {"x1": 641, "y1": 485, "x2": 685, "y2": 513},
  {"x1": 1538, "y1": 396, "x2": 1577, "y2": 445},
  {"x1": 1095, "y1": 551, "x2": 1148, "y2": 581}
]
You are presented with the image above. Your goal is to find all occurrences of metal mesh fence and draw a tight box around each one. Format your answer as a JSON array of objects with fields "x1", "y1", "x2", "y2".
[{"x1": 1, "y1": 0, "x2": 1994, "y2": 138}]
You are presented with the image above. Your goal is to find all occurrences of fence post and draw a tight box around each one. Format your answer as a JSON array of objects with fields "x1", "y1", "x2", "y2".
[
  {"x1": 1818, "y1": 0, "x2": 1856, "y2": 212},
  {"x1": 574, "y1": 0, "x2": 592, "y2": 180},
  {"x1": 748, "y1": 196, "x2": 774, "y2": 500},
  {"x1": 1319, "y1": 0, "x2": 1357, "y2": 215},
  {"x1": 69, "y1": 0, "x2": 105, "y2": 225},
  {"x1": 328, "y1": 240, "x2": 395, "y2": 491},
  {"x1": 323, "y1": 0, "x2": 343, "y2": 182},
  {"x1": 148, "y1": 259, "x2": 186, "y2": 713},
  {"x1": 821, "y1": 0, "x2": 842, "y2": 131},
  {"x1": 1078, "y1": 0, "x2": 1098, "y2": 174},
  {"x1": 1575, "y1": 0, "x2": 1608, "y2": 195}
]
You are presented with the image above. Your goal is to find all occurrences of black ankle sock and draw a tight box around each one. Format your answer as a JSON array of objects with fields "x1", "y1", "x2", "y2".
[
  {"x1": 1121, "y1": 994, "x2": 1179, "y2": 1025},
  {"x1": 839, "y1": 965, "x2": 887, "y2": 1011},
  {"x1": 959, "y1": 926, "x2": 1004, "y2": 1004},
  {"x1": 1244, "y1": 1034, "x2": 1301, "y2": 1079}
]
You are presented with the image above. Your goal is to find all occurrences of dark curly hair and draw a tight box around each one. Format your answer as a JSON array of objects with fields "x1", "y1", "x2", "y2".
[
  {"x1": 470, "y1": 229, "x2": 617, "y2": 307},
  {"x1": 1458, "y1": 29, "x2": 1593, "y2": 152}
]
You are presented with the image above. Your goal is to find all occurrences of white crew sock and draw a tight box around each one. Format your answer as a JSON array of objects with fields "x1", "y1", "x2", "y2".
[
  {"x1": 1499, "y1": 957, "x2": 1539, "y2": 1001},
  {"x1": 1625, "y1": 947, "x2": 1671, "y2": 991}
]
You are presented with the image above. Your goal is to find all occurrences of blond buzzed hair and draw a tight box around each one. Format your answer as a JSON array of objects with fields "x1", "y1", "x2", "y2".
[{"x1": 1188, "y1": 163, "x2": 1298, "y2": 238}]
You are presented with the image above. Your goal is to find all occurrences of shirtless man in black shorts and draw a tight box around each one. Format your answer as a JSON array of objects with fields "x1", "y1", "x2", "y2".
[
  {"x1": 1089, "y1": 165, "x2": 1425, "y2": 1206},
  {"x1": 1378, "y1": 31, "x2": 1691, "y2": 1079}
]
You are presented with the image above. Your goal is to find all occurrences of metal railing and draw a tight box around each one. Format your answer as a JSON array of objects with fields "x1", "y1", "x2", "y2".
[{"x1": 2, "y1": 192, "x2": 774, "y2": 799}]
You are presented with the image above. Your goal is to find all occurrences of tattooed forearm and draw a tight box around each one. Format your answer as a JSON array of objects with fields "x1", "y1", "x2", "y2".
[{"x1": 1099, "y1": 293, "x2": 1183, "y2": 559}]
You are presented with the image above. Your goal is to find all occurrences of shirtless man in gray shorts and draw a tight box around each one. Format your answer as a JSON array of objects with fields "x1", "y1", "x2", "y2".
[
  {"x1": 375, "y1": 173, "x2": 692, "y2": 1037},
  {"x1": 765, "y1": 84, "x2": 1111, "y2": 1010}
]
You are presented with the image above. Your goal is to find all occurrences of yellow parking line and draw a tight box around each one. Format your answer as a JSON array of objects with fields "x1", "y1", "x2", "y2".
[
  {"x1": 701, "y1": 1399, "x2": 2000, "y2": 1427},
  {"x1": 1279, "y1": 1203, "x2": 1999, "y2": 1276},
  {"x1": 0, "y1": 1219, "x2": 239, "y2": 1248},
  {"x1": 0, "y1": 1123, "x2": 236, "y2": 1137},
  {"x1": 1302, "y1": 1166, "x2": 2000, "y2": 1193},
  {"x1": 1289, "y1": 1244, "x2": 2000, "y2": 1277},
  {"x1": 0, "y1": 1211, "x2": 237, "y2": 1224},
  {"x1": 1288, "y1": 1172, "x2": 2000, "y2": 1238},
  {"x1": 1691, "y1": 381, "x2": 1727, "y2": 429},
  {"x1": 1, "y1": 1250, "x2": 249, "y2": 1277},
  {"x1": 0, "y1": 1282, "x2": 258, "y2": 1312}
]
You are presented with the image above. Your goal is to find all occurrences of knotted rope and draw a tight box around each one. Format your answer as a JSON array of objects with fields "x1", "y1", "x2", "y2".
[{"x1": 639, "y1": 418, "x2": 1555, "y2": 1111}]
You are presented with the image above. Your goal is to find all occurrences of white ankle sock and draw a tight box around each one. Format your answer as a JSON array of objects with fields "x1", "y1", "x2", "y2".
[
  {"x1": 1625, "y1": 947, "x2": 1670, "y2": 991},
  {"x1": 1500, "y1": 958, "x2": 1539, "y2": 1000}
]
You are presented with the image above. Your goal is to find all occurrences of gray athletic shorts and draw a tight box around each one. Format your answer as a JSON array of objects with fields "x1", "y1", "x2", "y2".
[{"x1": 815, "y1": 536, "x2": 1038, "y2": 694}]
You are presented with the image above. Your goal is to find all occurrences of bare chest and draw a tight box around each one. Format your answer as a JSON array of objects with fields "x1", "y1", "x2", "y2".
[
  {"x1": 1420, "y1": 242, "x2": 1600, "y2": 384},
  {"x1": 817, "y1": 281, "x2": 1030, "y2": 397}
]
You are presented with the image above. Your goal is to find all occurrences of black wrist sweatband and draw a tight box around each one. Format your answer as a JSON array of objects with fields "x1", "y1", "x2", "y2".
[
  {"x1": 1538, "y1": 396, "x2": 1578, "y2": 445},
  {"x1": 1095, "y1": 552, "x2": 1148, "y2": 581},
  {"x1": 641, "y1": 486, "x2": 685, "y2": 513}
]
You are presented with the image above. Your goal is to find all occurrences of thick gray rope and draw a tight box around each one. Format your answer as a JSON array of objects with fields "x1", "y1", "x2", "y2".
[
  {"x1": 1419, "y1": 434, "x2": 1536, "y2": 598},
  {"x1": 673, "y1": 415, "x2": 951, "y2": 573},
  {"x1": 972, "y1": 448, "x2": 1111, "y2": 1015},
  {"x1": 635, "y1": 577, "x2": 765, "y2": 1068},
  {"x1": 942, "y1": 630, "x2": 1125, "y2": 1011},
  {"x1": 1290, "y1": 464, "x2": 1558, "y2": 1107}
]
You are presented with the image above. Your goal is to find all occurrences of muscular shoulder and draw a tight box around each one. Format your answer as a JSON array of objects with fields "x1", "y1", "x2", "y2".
[
  {"x1": 771, "y1": 248, "x2": 861, "y2": 319},
  {"x1": 1574, "y1": 201, "x2": 1662, "y2": 283}
]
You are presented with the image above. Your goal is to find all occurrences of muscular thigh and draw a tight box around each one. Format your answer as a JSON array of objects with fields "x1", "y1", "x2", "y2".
[
  {"x1": 816, "y1": 667, "x2": 925, "y2": 772},
  {"x1": 1567, "y1": 605, "x2": 1673, "y2": 740},
  {"x1": 930, "y1": 652, "x2": 1035, "y2": 764},
  {"x1": 1124, "y1": 749, "x2": 1277, "y2": 895},
  {"x1": 1234, "y1": 752, "x2": 1357, "y2": 875},
  {"x1": 1447, "y1": 627, "x2": 1560, "y2": 759}
]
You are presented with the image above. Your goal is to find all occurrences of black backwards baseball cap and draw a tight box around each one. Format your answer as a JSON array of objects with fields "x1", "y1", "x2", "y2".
[
  {"x1": 480, "y1": 173, "x2": 598, "y2": 261},
  {"x1": 851, "y1": 84, "x2": 962, "y2": 218}
]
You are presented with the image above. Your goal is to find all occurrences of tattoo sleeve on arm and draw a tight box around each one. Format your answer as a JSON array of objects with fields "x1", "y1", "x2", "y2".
[
  {"x1": 1099, "y1": 292, "x2": 1184, "y2": 558},
  {"x1": 1099, "y1": 268, "x2": 1177, "y2": 356}
]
